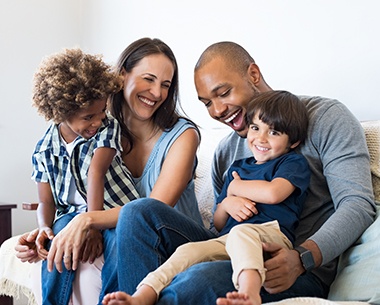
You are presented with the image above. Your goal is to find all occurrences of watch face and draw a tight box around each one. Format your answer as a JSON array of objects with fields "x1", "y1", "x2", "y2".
[
  {"x1": 295, "y1": 246, "x2": 315, "y2": 272},
  {"x1": 300, "y1": 250, "x2": 315, "y2": 271}
]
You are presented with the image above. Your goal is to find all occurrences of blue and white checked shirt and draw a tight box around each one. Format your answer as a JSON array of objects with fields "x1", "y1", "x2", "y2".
[{"x1": 31, "y1": 114, "x2": 139, "y2": 219}]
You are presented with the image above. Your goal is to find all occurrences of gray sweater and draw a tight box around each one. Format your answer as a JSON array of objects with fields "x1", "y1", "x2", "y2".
[{"x1": 211, "y1": 95, "x2": 376, "y2": 286}]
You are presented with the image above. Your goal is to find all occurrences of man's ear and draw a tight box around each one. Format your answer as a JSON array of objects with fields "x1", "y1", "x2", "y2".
[
  {"x1": 247, "y1": 63, "x2": 261, "y2": 85},
  {"x1": 290, "y1": 140, "x2": 301, "y2": 149}
]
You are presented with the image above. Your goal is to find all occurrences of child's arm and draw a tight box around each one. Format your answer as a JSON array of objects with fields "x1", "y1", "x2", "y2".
[
  {"x1": 213, "y1": 196, "x2": 257, "y2": 232},
  {"x1": 227, "y1": 171, "x2": 296, "y2": 205},
  {"x1": 86, "y1": 147, "x2": 116, "y2": 211},
  {"x1": 35, "y1": 182, "x2": 56, "y2": 259}
]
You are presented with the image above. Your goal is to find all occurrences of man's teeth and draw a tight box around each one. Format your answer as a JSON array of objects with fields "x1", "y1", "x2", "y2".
[
  {"x1": 224, "y1": 110, "x2": 240, "y2": 123},
  {"x1": 139, "y1": 97, "x2": 155, "y2": 106}
]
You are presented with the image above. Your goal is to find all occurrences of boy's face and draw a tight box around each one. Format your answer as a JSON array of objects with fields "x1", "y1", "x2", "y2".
[
  {"x1": 194, "y1": 57, "x2": 260, "y2": 138},
  {"x1": 59, "y1": 99, "x2": 107, "y2": 143},
  {"x1": 247, "y1": 114, "x2": 299, "y2": 164}
]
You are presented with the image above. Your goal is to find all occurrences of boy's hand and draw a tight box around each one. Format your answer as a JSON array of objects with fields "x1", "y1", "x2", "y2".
[
  {"x1": 221, "y1": 196, "x2": 257, "y2": 222},
  {"x1": 36, "y1": 226, "x2": 54, "y2": 260},
  {"x1": 227, "y1": 171, "x2": 242, "y2": 196},
  {"x1": 79, "y1": 228, "x2": 103, "y2": 263},
  {"x1": 15, "y1": 229, "x2": 41, "y2": 263}
]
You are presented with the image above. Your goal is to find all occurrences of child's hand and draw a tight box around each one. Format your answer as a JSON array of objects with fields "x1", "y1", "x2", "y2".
[
  {"x1": 15, "y1": 229, "x2": 41, "y2": 263},
  {"x1": 36, "y1": 226, "x2": 54, "y2": 260},
  {"x1": 79, "y1": 228, "x2": 103, "y2": 264},
  {"x1": 227, "y1": 171, "x2": 242, "y2": 196},
  {"x1": 221, "y1": 196, "x2": 257, "y2": 222}
]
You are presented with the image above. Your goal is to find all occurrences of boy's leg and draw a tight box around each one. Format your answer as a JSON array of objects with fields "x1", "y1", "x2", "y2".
[
  {"x1": 225, "y1": 222, "x2": 291, "y2": 289},
  {"x1": 41, "y1": 212, "x2": 77, "y2": 305},
  {"x1": 116, "y1": 198, "x2": 216, "y2": 294},
  {"x1": 140, "y1": 235, "x2": 229, "y2": 295}
]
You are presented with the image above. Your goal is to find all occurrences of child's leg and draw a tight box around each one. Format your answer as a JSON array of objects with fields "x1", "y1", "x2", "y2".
[
  {"x1": 115, "y1": 235, "x2": 230, "y2": 305},
  {"x1": 218, "y1": 222, "x2": 292, "y2": 305},
  {"x1": 41, "y1": 212, "x2": 77, "y2": 305}
]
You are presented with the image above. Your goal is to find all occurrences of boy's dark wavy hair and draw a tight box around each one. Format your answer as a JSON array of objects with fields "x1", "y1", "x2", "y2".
[{"x1": 246, "y1": 90, "x2": 309, "y2": 145}]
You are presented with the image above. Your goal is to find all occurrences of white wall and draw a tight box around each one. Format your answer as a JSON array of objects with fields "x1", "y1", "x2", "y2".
[
  {"x1": 1, "y1": 0, "x2": 380, "y2": 235},
  {"x1": 0, "y1": 0, "x2": 83, "y2": 235}
]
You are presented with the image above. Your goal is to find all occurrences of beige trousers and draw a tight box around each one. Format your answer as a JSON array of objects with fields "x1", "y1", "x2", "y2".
[{"x1": 139, "y1": 220, "x2": 292, "y2": 296}]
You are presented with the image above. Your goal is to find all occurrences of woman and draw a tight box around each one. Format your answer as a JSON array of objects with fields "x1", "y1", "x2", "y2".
[{"x1": 15, "y1": 37, "x2": 204, "y2": 305}]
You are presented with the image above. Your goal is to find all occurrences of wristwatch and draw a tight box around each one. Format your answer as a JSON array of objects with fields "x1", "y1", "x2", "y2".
[{"x1": 294, "y1": 246, "x2": 315, "y2": 273}]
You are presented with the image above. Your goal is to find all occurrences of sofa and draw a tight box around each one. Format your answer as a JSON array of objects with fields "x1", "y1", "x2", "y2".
[{"x1": 1, "y1": 121, "x2": 379, "y2": 305}]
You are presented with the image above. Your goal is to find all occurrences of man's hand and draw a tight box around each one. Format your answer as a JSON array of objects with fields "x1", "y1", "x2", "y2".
[
  {"x1": 15, "y1": 229, "x2": 41, "y2": 263},
  {"x1": 262, "y1": 242, "x2": 304, "y2": 294}
]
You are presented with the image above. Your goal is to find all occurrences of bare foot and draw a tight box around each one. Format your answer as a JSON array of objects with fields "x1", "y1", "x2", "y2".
[
  {"x1": 216, "y1": 291, "x2": 261, "y2": 305},
  {"x1": 102, "y1": 291, "x2": 132, "y2": 305}
]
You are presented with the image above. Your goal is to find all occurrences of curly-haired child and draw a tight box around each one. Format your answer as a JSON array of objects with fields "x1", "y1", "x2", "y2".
[{"x1": 31, "y1": 48, "x2": 139, "y2": 305}]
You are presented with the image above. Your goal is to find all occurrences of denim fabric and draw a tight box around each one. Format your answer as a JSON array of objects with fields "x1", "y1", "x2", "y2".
[
  {"x1": 41, "y1": 213, "x2": 77, "y2": 305},
  {"x1": 41, "y1": 213, "x2": 119, "y2": 305},
  {"x1": 115, "y1": 198, "x2": 216, "y2": 294},
  {"x1": 157, "y1": 260, "x2": 328, "y2": 305},
  {"x1": 98, "y1": 228, "x2": 118, "y2": 304}
]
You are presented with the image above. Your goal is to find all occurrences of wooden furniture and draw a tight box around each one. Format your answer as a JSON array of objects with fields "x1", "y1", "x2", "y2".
[{"x1": 0, "y1": 204, "x2": 17, "y2": 305}]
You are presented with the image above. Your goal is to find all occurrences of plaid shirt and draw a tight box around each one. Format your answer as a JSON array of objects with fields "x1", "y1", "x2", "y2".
[{"x1": 31, "y1": 114, "x2": 139, "y2": 219}]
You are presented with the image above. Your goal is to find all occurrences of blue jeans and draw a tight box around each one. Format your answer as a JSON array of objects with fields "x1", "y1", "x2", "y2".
[
  {"x1": 116, "y1": 198, "x2": 329, "y2": 304},
  {"x1": 41, "y1": 213, "x2": 117, "y2": 305},
  {"x1": 116, "y1": 198, "x2": 216, "y2": 294}
]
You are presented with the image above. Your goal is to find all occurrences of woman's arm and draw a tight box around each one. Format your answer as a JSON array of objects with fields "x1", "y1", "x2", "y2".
[
  {"x1": 46, "y1": 206, "x2": 121, "y2": 272},
  {"x1": 150, "y1": 128, "x2": 199, "y2": 207}
]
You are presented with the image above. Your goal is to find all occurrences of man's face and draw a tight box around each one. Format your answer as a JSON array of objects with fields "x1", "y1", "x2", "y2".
[{"x1": 194, "y1": 57, "x2": 260, "y2": 137}]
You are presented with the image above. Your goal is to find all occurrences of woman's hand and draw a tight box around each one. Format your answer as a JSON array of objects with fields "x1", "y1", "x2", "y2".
[
  {"x1": 15, "y1": 228, "x2": 41, "y2": 263},
  {"x1": 47, "y1": 213, "x2": 92, "y2": 273}
]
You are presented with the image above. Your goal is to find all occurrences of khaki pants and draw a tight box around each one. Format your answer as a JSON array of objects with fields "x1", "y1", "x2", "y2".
[{"x1": 139, "y1": 220, "x2": 292, "y2": 295}]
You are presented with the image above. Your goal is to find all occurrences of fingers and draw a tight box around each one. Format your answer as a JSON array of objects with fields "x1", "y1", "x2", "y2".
[
  {"x1": 27, "y1": 228, "x2": 39, "y2": 242},
  {"x1": 262, "y1": 241, "x2": 283, "y2": 254},
  {"x1": 231, "y1": 171, "x2": 241, "y2": 179}
]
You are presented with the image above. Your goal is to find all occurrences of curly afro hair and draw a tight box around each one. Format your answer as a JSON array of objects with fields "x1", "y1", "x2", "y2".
[{"x1": 32, "y1": 48, "x2": 123, "y2": 123}]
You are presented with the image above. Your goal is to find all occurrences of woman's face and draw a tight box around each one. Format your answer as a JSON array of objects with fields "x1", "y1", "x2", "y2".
[{"x1": 122, "y1": 53, "x2": 174, "y2": 123}]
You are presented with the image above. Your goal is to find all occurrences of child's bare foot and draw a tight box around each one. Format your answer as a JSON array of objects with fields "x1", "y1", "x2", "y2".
[
  {"x1": 102, "y1": 285, "x2": 157, "y2": 305},
  {"x1": 102, "y1": 291, "x2": 133, "y2": 305},
  {"x1": 216, "y1": 291, "x2": 261, "y2": 305}
]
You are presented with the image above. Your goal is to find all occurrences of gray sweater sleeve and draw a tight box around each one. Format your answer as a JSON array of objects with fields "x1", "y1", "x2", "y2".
[{"x1": 300, "y1": 98, "x2": 376, "y2": 265}]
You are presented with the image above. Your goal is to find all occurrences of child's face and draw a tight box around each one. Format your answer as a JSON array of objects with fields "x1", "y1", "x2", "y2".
[
  {"x1": 59, "y1": 98, "x2": 107, "y2": 143},
  {"x1": 247, "y1": 114, "x2": 298, "y2": 164}
]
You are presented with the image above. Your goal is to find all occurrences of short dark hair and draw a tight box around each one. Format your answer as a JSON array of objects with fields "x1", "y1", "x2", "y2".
[
  {"x1": 195, "y1": 41, "x2": 254, "y2": 76},
  {"x1": 246, "y1": 90, "x2": 309, "y2": 145}
]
